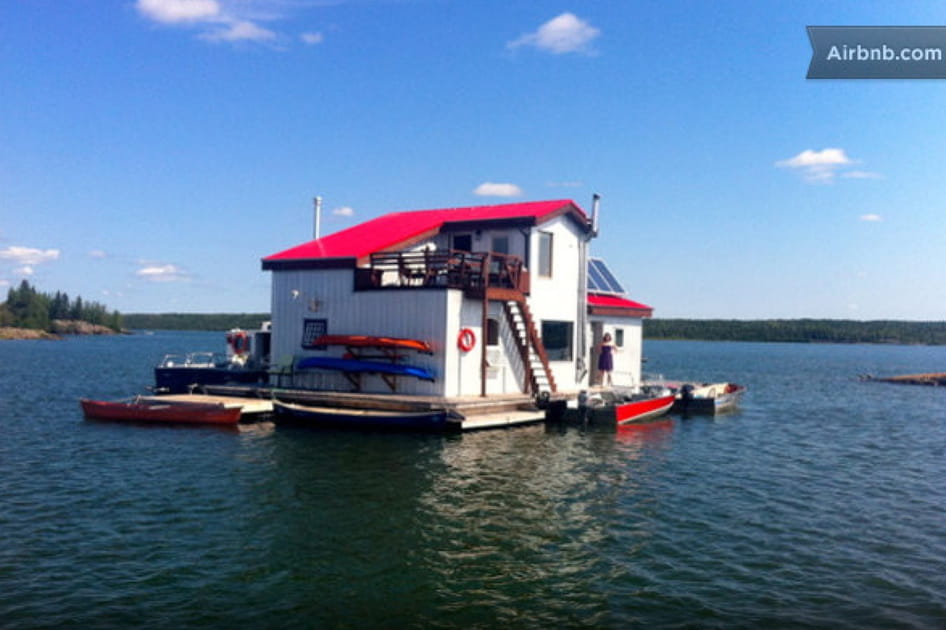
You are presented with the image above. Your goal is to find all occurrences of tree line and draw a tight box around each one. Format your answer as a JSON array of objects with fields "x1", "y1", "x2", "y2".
[
  {"x1": 122, "y1": 313, "x2": 270, "y2": 331},
  {"x1": 1, "y1": 280, "x2": 122, "y2": 332},
  {"x1": 644, "y1": 318, "x2": 946, "y2": 345}
]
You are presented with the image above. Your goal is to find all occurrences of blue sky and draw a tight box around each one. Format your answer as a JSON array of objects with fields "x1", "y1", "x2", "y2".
[{"x1": 2, "y1": 0, "x2": 945, "y2": 319}]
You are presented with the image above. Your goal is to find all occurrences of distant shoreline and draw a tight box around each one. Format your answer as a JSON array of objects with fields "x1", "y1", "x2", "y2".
[
  {"x1": 0, "y1": 321, "x2": 123, "y2": 341},
  {"x1": 10, "y1": 316, "x2": 946, "y2": 346},
  {"x1": 644, "y1": 318, "x2": 946, "y2": 346}
]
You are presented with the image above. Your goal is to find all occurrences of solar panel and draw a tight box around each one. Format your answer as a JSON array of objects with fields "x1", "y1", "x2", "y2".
[{"x1": 587, "y1": 258, "x2": 626, "y2": 295}]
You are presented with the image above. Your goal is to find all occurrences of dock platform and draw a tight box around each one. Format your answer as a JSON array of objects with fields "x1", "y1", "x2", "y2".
[{"x1": 186, "y1": 385, "x2": 565, "y2": 430}]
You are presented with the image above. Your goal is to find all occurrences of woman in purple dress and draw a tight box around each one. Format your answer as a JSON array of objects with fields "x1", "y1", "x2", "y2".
[{"x1": 597, "y1": 332, "x2": 615, "y2": 387}]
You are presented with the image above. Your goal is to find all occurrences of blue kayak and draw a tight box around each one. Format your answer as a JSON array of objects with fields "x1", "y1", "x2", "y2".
[{"x1": 296, "y1": 356, "x2": 435, "y2": 381}]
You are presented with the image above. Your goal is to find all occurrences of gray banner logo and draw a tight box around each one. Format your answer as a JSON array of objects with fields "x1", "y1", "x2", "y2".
[{"x1": 807, "y1": 26, "x2": 946, "y2": 79}]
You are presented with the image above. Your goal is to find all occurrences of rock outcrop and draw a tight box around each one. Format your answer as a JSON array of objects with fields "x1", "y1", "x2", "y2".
[{"x1": 0, "y1": 320, "x2": 120, "y2": 340}]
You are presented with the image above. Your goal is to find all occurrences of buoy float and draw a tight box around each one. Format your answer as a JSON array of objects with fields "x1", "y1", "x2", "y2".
[
  {"x1": 228, "y1": 330, "x2": 249, "y2": 355},
  {"x1": 457, "y1": 328, "x2": 476, "y2": 352}
]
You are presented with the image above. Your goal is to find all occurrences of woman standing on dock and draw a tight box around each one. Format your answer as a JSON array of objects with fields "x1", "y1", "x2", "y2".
[{"x1": 597, "y1": 333, "x2": 615, "y2": 387}]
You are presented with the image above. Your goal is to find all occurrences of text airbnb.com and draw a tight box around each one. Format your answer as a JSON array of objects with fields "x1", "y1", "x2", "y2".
[{"x1": 827, "y1": 43, "x2": 944, "y2": 63}]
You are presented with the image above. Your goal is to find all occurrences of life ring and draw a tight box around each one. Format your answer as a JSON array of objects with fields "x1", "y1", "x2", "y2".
[
  {"x1": 228, "y1": 331, "x2": 249, "y2": 355},
  {"x1": 457, "y1": 328, "x2": 476, "y2": 352}
]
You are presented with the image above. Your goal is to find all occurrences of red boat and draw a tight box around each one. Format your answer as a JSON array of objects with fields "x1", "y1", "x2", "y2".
[
  {"x1": 80, "y1": 398, "x2": 241, "y2": 425},
  {"x1": 567, "y1": 389, "x2": 675, "y2": 426},
  {"x1": 614, "y1": 393, "x2": 676, "y2": 426}
]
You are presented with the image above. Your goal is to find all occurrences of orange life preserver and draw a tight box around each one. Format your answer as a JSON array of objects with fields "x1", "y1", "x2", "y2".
[
  {"x1": 457, "y1": 328, "x2": 476, "y2": 352},
  {"x1": 229, "y1": 331, "x2": 249, "y2": 355}
]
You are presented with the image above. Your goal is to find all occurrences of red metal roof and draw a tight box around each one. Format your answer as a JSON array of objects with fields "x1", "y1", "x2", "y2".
[
  {"x1": 262, "y1": 199, "x2": 587, "y2": 268},
  {"x1": 588, "y1": 293, "x2": 653, "y2": 318}
]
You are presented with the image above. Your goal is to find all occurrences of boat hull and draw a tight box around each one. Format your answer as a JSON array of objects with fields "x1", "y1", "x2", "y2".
[
  {"x1": 273, "y1": 400, "x2": 462, "y2": 432},
  {"x1": 615, "y1": 394, "x2": 676, "y2": 425},
  {"x1": 154, "y1": 366, "x2": 267, "y2": 394},
  {"x1": 671, "y1": 383, "x2": 746, "y2": 415},
  {"x1": 561, "y1": 392, "x2": 675, "y2": 426},
  {"x1": 80, "y1": 398, "x2": 241, "y2": 425}
]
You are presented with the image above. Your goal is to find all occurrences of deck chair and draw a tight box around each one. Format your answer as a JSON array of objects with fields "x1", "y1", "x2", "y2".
[{"x1": 268, "y1": 355, "x2": 295, "y2": 388}]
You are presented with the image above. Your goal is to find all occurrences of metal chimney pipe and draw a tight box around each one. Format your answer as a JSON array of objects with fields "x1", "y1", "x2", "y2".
[
  {"x1": 313, "y1": 196, "x2": 323, "y2": 240},
  {"x1": 590, "y1": 193, "x2": 600, "y2": 237}
]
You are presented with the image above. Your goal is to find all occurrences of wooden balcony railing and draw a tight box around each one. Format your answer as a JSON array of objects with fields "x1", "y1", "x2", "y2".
[{"x1": 355, "y1": 250, "x2": 529, "y2": 294}]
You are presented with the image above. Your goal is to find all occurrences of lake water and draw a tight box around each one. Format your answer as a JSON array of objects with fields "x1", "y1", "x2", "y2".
[{"x1": 1, "y1": 333, "x2": 945, "y2": 629}]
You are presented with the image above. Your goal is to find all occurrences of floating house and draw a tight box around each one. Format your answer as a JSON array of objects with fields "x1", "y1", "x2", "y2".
[{"x1": 261, "y1": 198, "x2": 652, "y2": 401}]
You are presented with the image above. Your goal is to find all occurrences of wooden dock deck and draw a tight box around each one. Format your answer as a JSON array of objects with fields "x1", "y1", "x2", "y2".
[{"x1": 171, "y1": 385, "x2": 564, "y2": 430}]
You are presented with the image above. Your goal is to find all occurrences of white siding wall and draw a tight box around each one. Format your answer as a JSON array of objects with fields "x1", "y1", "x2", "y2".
[
  {"x1": 270, "y1": 269, "x2": 450, "y2": 395},
  {"x1": 526, "y1": 216, "x2": 584, "y2": 392}
]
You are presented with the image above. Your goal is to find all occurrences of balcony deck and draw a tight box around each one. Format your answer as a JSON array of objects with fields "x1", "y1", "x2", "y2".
[{"x1": 355, "y1": 250, "x2": 529, "y2": 296}]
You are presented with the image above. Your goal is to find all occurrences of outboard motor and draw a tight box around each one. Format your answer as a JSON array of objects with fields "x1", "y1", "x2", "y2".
[{"x1": 678, "y1": 383, "x2": 694, "y2": 414}]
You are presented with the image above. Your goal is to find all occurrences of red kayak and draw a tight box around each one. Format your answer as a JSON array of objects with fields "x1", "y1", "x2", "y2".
[
  {"x1": 312, "y1": 334, "x2": 433, "y2": 354},
  {"x1": 80, "y1": 398, "x2": 241, "y2": 425}
]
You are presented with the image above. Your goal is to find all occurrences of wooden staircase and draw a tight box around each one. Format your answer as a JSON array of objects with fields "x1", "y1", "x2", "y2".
[{"x1": 502, "y1": 298, "x2": 557, "y2": 395}]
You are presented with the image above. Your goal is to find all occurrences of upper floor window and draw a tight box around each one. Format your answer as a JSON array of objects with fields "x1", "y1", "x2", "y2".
[
  {"x1": 452, "y1": 234, "x2": 472, "y2": 252},
  {"x1": 538, "y1": 231, "x2": 553, "y2": 277}
]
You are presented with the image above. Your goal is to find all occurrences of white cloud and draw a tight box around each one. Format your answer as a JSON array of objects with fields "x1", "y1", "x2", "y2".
[
  {"x1": 200, "y1": 19, "x2": 276, "y2": 42},
  {"x1": 474, "y1": 182, "x2": 524, "y2": 198},
  {"x1": 137, "y1": 0, "x2": 284, "y2": 44},
  {"x1": 301, "y1": 31, "x2": 324, "y2": 45},
  {"x1": 14, "y1": 266, "x2": 35, "y2": 276},
  {"x1": 776, "y1": 148, "x2": 880, "y2": 183},
  {"x1": 777, "y1": 148, "x2": 852, "y2": 169},
  {"x1": 136, "y1": 0, "x2": 222, "y2": 24},
  {"x1": 136, "y1": 263, "x2": 190, "y2": 282},
  {"x1": 0, "y1": 246, "x2": 60, "y2": 265},
  {"x1": 332, "y1": 206, "x2": 355, "y2": 217},
  {"x1": 508, "y1": 13, "x2": 600, "y2": 55},
  {"x1": 859, "y1": 214, "x2": 883, "y2": 222},
  {"x1": 89, "y1": 249, "x2": 108, "y2": 259}
]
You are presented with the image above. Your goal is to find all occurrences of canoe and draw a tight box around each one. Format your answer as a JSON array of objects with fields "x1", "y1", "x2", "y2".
[
  {"x1": 312, "y1": 334, "x2": 433, "y2": 354},
  {"x1": 273, "y1": 400, "x2": 462, "y2": 432},
  {"x1": 295, "y1": 356, "x2": 435, "y2": 381},
  {"x1": 80, "y1": 398, "x2": 241, "y2": 425}
]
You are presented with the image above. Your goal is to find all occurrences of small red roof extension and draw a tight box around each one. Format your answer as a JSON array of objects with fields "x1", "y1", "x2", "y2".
[
  {"x1": 588, "y1": 293, "x2": 653, "y2": 318},
  {"x1": 262, "y1": 199, "x2": 586, "y2": 268}
]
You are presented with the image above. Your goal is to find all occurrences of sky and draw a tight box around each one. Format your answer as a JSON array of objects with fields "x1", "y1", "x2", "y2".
[{"x1": 2, "y1": 0, "x2": 945, "y2": 320}]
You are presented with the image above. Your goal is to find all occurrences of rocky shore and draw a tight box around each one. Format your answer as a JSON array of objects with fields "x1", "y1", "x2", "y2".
[{"x1": 0, "y1": 320, "x2": 121, "y2": 340}]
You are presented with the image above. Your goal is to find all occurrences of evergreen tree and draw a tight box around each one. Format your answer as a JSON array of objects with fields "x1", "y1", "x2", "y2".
[{"x1": 1, "y1": 280, "x2": 122, "y2": 332}]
